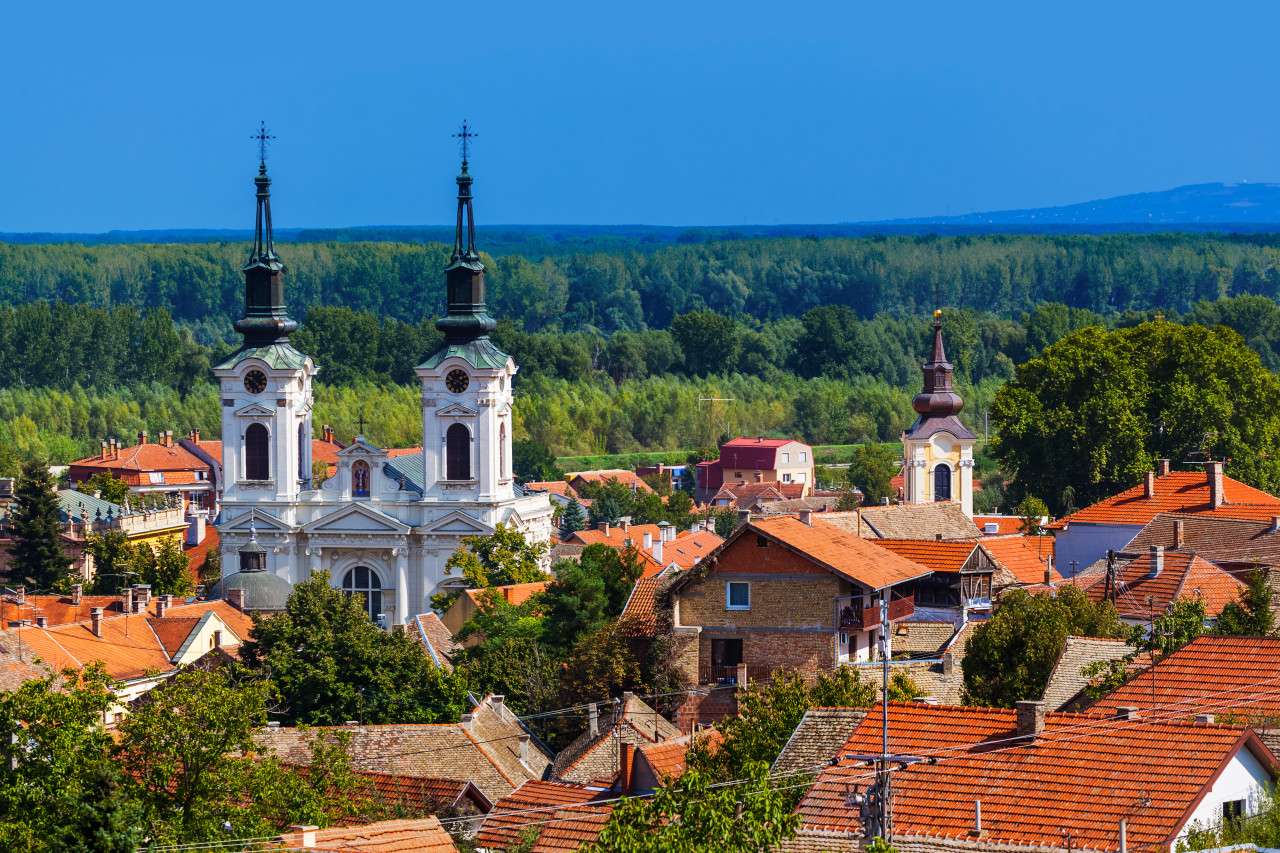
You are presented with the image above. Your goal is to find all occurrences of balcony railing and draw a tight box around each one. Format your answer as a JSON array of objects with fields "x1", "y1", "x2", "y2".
[
  {"x1": 839, "y1": 593, "x2": 915, "y2": 631},
  {"x1": 700, "y1": 663, "x2": 773, "y2": 685}
]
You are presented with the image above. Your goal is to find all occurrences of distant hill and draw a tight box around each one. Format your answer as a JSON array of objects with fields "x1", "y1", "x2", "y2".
[
  {"x1": 885, "y1": 183, "x2": 1280, "y2": 226},
  {"x1": 4, "y1": 183, "x2": 1280, "y2": 246}
]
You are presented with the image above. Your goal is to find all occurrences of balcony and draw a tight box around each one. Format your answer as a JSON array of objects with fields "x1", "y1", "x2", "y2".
[
  {"x1": 839, "y1": 592, "x2": 915, "y2": 631},
  {"x1": 700, "y1": 663, "x2": 773, "y2": 685}
]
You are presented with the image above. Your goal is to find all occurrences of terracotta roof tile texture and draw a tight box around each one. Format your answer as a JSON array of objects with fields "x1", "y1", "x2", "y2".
[
  {"x1": 530, "y1": 806, "x2": 614, "y2": 853},
  {"x1": 69, "y1": 442, "x2": 209, "y2": 474},
  {"x1": 1080, "y1": 551, "x2": 1246, "y2": 619},
  {"x1": 974, "y1": 515, "x2": 1025, "y2": 536},
  {"x1": 1125, "y1": 512, "x2": 1280, "y2": 567},
  {"x1": 568, "y1": 470, "x2": 655, "y2": 494},
  {"x1": 475, "y1": 781, "x2": 598, "y2": 850},
  {"x1": 1050, "y1": 471, "x2": 1280, "y2": 528},
  {"x1": 409, "y1": 612, "x2": 460, "y2": 671},
  {"x1": 773, "y1": 708, "x2": 870, "y2": 776},
  {"x1": 567, "y1": 524, "x2": 663, "y2": 548},
  {"x1": 1040, "y1": 636, "x2": 1137, "y2": 712},
  {"x1": 749, "y1": 516, "x2": 932, "y2": 590},
  {"x1": 870, "y1": 539, "x2": 978, "y2": 573},
  {"x1": 551, "y1": 695, "x2": 681, "y2": 784},
  {"x1": 891, "y1": 621, "x2": 957, "y2": 656},
  {"x1": 980, "y1": 535, "x2": 1061, "y2": 585},
  {"x1": 618, "y1": 576, "x2": 665, "y2": 637},
  {"x1": 797, "y1": 701, "x2": 1274, "y2": 851},
  {"x1": 666, "y1": 529, "x2": 724, "y2": 568},
  {"x1": 277, "y1": 816, "x2": 457, "y2": 853},
  {"x1": 635, "y1": 729, "x2": 723, "y2": 783},
  {"x1": 847, "y1": 503, "x2": 982, "y2": 540},
  {"x1": 463, "y1": 582, "x2": 549, "y2": 609}
]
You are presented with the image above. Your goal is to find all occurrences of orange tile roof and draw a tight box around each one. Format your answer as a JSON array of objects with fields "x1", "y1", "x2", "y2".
[
  {"x1": 567, "y1": 524, "x2": 664, "y2": 548},
  {"x1": 148, "y1": 617, "x2": 201, "y2": 656},
  {"x1": 635, "y1": 729, "x2": 723, "y2": 783},
  {"x1": 744, "y1": 516, "x2": 932, "y2": 590},
  {"x1": 0, "y1": 594, "x2": 131, "y2": 628},
  {"x1": 1089, "y1": 635, "x2": 1280, "y2": 722},
  {"x1": 475, "y1": 781, "x2": 599, "y2": 850},
  {"x1": 869, "y1": 538, "x2": 979, "y2": 573},
  {"x1": 530, "y1": 806, "x2": 614, "y2": 853},
  {"x1": 974, "y1": 515, "x2": 1025, "y2": 535},
  {"x1": 191, "y1": 439, "x2": 223, "y2": 465},
  {"x1": 568, "y1": 470, "x2": 655, "y2": 494},
  {"x1": 524, "y1": 480, "x2": 575, "y2": 497},
  {"x1": 185, "y1": 528, "x2": 220, "y2": 579},
  {"x1": 1079, "y1": 550, "x2": 1246, "y2": 619},
  {"x1": 43, "y1": 615, "x2": 173, "y2": 680},
  {"x1": 797, "y1": 701, "x2": 1276, "y2": 851},
  {"x1": 618, "y1": 576, "x2": 665, "y2": 636},
  {"x1": 1050, "y1": 471, "x2": 1280, "y2": 529},
  {"x1": 69, "y1": 442, "x2": 210, "y2": 474},
  {"x1": 277, "y1": 817, "x2": 458, "y2": 853},
  {"x1": 462, "y1": 582, "x2": 550, "y2": 609},
  {"x1": 980, "y1": 534, "x2": 1062, "y2": 585},
  {"x1": 666, "y1": 529, "x2": 723, "y2": 569}
]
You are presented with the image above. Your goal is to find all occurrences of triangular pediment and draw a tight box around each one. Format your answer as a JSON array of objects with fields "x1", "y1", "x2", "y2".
[
  {"x1": 422, "y1": 510, "x2": 491, "y2": 536},
  {"x1": 221, "y1": 508, "x2": 292, "y2": 532},
  {"x1": 234, "y1": 402, "x2": 276, "y2": 418},
  {"x1": 435, "y1": 402, "x2": 478, "y2": 418},
  {"x1": 300, "y1": 503, "x2": 411, "y2": 534},
  {"x1": 335, "y1": 438, "x2": 388, "y2": 459}
]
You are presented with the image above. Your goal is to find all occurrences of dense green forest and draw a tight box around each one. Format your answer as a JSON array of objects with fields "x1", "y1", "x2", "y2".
[{"x1": 6, "y1": 232, "x2": 1280, "y2": 483}]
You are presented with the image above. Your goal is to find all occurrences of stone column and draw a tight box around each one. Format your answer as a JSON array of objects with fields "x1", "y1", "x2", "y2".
[
  {"x1": 395, "y1": 547, "x2": 409, "y2": 626},
  {"x1": 308, "y1": 546, "x2": 322, "y2": 578}
]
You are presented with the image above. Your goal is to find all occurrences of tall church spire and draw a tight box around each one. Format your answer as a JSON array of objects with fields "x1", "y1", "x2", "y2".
[
  {"x1": 235, "y1": 124, "x2": 297, "y2": 348},
  {"x1": 912, "y1": 309, "x2": 964, "y2": 418},
  {"x1": 436, "y1": 122, "x2": 497, "y2": 344}
]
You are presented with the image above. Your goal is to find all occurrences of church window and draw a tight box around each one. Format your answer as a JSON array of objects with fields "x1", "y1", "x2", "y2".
[
  {"x1": 341, "y1": 566, "x2": 383, "y2": 622},
  {"x1": 446, "y1": 423, "x2": 471, "y2": 480},
  {"x1": 353, "y1": 460, "x2": 370, "y2": 497},
  {"x1": 245, "y1": 423, "x2": 269, "y2": 481},
  {"x1": 499, "y1": 423, "x2": 506, "y2": 478},
  {"x1": 933, "y1": 464, "x2": 952, "y2": 502},
  {"x1": 298, "y1": 423, "x2": 306, "y2": 484}
]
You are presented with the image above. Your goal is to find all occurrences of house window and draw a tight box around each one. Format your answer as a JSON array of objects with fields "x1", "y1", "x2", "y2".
[
  {"x1": 781, "y1": 452, "x2": 790, "y2": 464},
  {"x1": 797, "y1": 472, "x2": 806, "y2": 482},
  {"x1": 756, "y1": 535, "x2": 769, "y2": 548},
  {"x1": 782, "y1": 473, "x2": 792, "y2": 483},
  {"x1": 1223, "y1": 800, "x2": 1244, "y2": 828},
  {"x1": 342, "y1": 566, "x2": 383, "y2": 621},
  {"x1": 839, "y1": 632, "x2": 848, "y2": 646},
  {"x1": 735, "y1": 471, "x2": 744, "y2": 479},
  {"x1": 800, "y1": 451, "x2": 807, "y2": 462},
  {"x1": 933, "y1": 464, "x2": 952, "y2": 502},
  {"x1": 245, "y1": 423, "x2": 269, "y2": 481},
  {"x1": 446, "y1": 423, "x2": 470, "y2": 480},
  {"x1": 710, "y1": 638, "x2": 743, "y2": 666},
  {"x1": 726, "y1": 582, "x2": 750, "y2": 610},
  {"x1": 352, "y1": 460, "x2": 370, "y2": 497}
]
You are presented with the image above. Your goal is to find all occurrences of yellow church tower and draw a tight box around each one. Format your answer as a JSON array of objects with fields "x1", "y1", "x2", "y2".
[{"x1": 900, "y1": 310, "x2": 976, "y2": 516}]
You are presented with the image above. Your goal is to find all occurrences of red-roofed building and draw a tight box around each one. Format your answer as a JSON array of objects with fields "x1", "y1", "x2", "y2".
[
  {"x1": 694, "y1": 438, "x2": 814, "y2": 502},
  {"x1": 474, "y1": 780, "x2": 603, "y2": 851},
  {"x1": 69, "y1": 430, "x2": 216, "y2": 513},
  {"x1": 870, "y1": 538, "x2": 996, "y2": 615},
  {"x1": 1078, "y1": 547, "x2": 1247, "y2": 623},
  {"x1": 440, "y1": 581, "x2": 550, "y2": 645},
  {"x1": 277, "y1": 816, "x2": 459, "y2": 853},
  {"x1": 794, "y1": 700, "x2": 1278, "y2": 852},
  {"x1": 1051, "y1": 460, "x2": 1280, "y2": 578},
  {"x1": 668, "y1": 514, "x2": 930, "y2": 684}
]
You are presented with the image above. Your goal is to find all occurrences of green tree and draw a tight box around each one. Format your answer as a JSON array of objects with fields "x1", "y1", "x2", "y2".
[
  {"x1": 83, "y1": 530, "x2": 132, "y2": 593},
  {"x1": 848, "y1": 443, "x2": 896, "y2": 505},
  {"x1": 239, "y1": 570, "x2": 469, "y2": 725},
  {"x1": 1216, "y1": 569, "x2": 1275, "y2": 636},
  {"x1": 1016, "y1": 495, "x2": 1050, "y2": 535},
  {"x1": 539, "y1": 560, "x2": 608, "y2": 653},
  {"x1": 671, "y1": 310, "x2": 741, "y2": 376},
  {"x1": 665, "y1": 490, "x2": 694, "y2": 525},
  {"x1": 75, "y1": 472, "x2": 129, "y2": 505},
  {"x1": 560, "y1": 499, "x2": 587, "y2": 538},
  {"x1": 434, "y1": 524, "x2": 550, "y2": 610},
  {"x1": 588, "y1": 761, "x2": 798, "y2": 853},
  {"x1": 991, "y1": 322, "x2": 1280, "y2": 513},
  {"x1": 962, "y1": 586, "x2": 1127, "y2": 707},
  {"x1": 48, "y1": 763, "x2": 144, "y2": 853},
  {"x1": 8, "y1": 458, "x2": 73, "y2": 591},
  {"x1": 140, "y1": 536, "x2": 194, "y2": 596},
  {"x1": 512, "y1": 438, "x2": 563, "y2": 483}
]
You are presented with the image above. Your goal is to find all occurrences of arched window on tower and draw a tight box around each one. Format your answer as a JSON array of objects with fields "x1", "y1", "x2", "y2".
[
  {"x1": 499, "y1": 423, "x2": 506, "y2": 479},
  {"x1": 933, "y1": 464, "x2": 952, "y2": 503},
  {"x1": 298, "y1": 423, "x2": 306, "y2": 484},
  {"x1": 246, "y1": 423, "x2": 269, "y2": 481},
  {"x1": 446, "y1": 423, "x2": 471, "y2": 480},
  {"x1": 353, "y1": 460, "x2": 370, "y2": 497},
  {"x1": 341, "y1": 566, "x2": 383, "y2": 622}
]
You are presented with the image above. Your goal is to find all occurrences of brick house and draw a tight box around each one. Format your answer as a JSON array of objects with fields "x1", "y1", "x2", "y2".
[
  {"x1": 694, "y1": 437, "x2": 814, "y2": 503},
  {"x1": 666, "y1": 512, "x2": 930, "y2": 685}
]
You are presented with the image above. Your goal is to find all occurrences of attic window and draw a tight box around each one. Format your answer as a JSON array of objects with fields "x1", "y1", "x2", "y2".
[
  {"x1": 756, "y1": 535, "x2": 769, "y2": 548},
  {"x1": 726, "y1": 582, "x2": 750, "y2": 610}
]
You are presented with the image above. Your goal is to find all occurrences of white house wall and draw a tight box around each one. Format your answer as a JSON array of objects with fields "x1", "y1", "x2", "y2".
[{"x1": 1178, "y1": 747, "x2": 1274, "y2": 843}]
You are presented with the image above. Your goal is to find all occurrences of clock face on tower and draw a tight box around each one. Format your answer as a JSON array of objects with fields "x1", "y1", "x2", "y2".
[
  {"x1": 445, "y1": 369, "x2": 470, "y2": 394},
  {"x1": 244, "y1": 370, "x2": 268, "y2": 394}
]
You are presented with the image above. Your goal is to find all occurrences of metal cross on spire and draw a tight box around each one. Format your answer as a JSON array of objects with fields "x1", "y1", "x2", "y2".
[
  {"x1": 251, "y1": 121, "x2": 276, "y2": 162},
  {"x1": 453, "y1": 120, "x2": 477, "y2": 163}
]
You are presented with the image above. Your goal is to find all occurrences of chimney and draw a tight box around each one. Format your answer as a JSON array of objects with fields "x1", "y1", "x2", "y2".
[
  {"x1": 137, "y1": 430, "x2": 147, "y2": 446},
  {"x1": 13, "y1": 586, "x2": 23, "y2": 606},
  {"x1": 189, "y1": 427, "x2": 200, "y2": 441},
  {"x1": 1206, "y1": 461, "x2": 1224, "y2": 509},
  {"x1": 935, "y1": 532, "x2": 943, "y2": 541},
  {"x1": 226, "y1": 587, "x2": 246, "y2": 612},
  {"x1": 90, "y1": 607, "x2": 104, "y2": 637},
  {"x1": 942, "y1": 652, "x2": 954, "y2": 677},
  {"x1": 1157, "y1": 458, "x2": 1171, "y2": 477},
  {"x1": 619, "y1": 519, "x2": 629, "y2": 532},
  {"x1": 100, "y1": 440, "x2": 108, "y2": 459},
  {"x1": 121, "y1": 588, "x2": 133, "y2": 614},
  {"x1": 490, "y1": 695, "x2": 506, "y2": 717},
  {"x1": 71, "y1": 584, "x2": 83, "y2": 605},
  {"x1": 1143, "y1": 471, "x2": 1155, "y2": 499},
  {"x1": 969, "y1": 800, "x2": 987, "y2": 838},
  {"x1": 653, "y1": 539, "x2": 663, "y2": 564},
  {"x1": 289, "y1": 825, "x2": 318, "y2": 849},
  {"x1": 643, "y1": 532, "x2": 653, "y2": 550},
  {"x1": 881, "y1": 496, "x2": 890, "y2": 506},
  {"x1": 1116, "y1": 706, "x2": 1141, "y2": 721},
  {"x1": 1015, "y1": 700, "x2": 1046, "y2": 740},
  {"x1": 1197, "y1": 712, "x2": 1216, "y2": 724},
  {"x1": 1271, "y1": 516, "x2": 1280, "y2": 535},
  {"x1": 109, "y1": 438, "x2": 117, "y2": 459},
  {"x1": 155, "y1": 595, "x2": 169, "y2": 618},
  {"x1": 588, "y1": 703, "x2": 599, "y2": 738},
  {"x1": 1175, "y1": 519, "x2": 1186, "y2": 548},
  {"x1": 267, "y1": 720, "x2": 281, "y2": 728},
  {"x1": 134, "y1": 584, "x2": 151, "y2": 608},
  {"x1": 1120, "y1": 818, "x2": 1128, "y2": 853},
  {"x1": 460, "y1": 713, "x2": 474, "y2": 733},
  {"x1": 737, "y1": 509, "x2": 751, "y2": 528},
  {"x1": 518, "y1": 733, "x2": 531, "y2": 766},
  {"x1": 620, "y1": 742, "x2": 636, "y2": 795},
  {"x1": 1148, "y1": 545, "x2": 1163, "y2": 578},
  {"x1": 212, "y1": 630, "x2": 222, "y2": 648},
  {"x1": 598, "y1": 522, "x2": 610, "y2": 535},
  {"x1": 35, "y1": 616, "x2": 47, "y2": 629},
  {"x1": 799, "y1": 509, "x2": 812, "y2": 526},
  {"x1": 187, "y1": 513, "x2": 206, "y2": 546}
]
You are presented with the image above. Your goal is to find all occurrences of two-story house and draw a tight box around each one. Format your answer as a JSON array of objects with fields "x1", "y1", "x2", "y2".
[
  {"x1": 666, "y1": 512, "x2": 930, "y2": 684},
  {"x1": 694, "y1": 438, "x2": 814, "y2": 502}
]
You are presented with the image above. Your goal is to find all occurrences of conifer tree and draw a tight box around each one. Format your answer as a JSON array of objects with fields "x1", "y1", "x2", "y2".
[
  {"x1": 49, "y1": 763, "x2": 142, "y2": 853},
  {"x1": 8, "y1": 459, "x2": 72, "y2": 591},
  {"x1": 560, "y1": 499, "x2": 587, "y2": 537}
]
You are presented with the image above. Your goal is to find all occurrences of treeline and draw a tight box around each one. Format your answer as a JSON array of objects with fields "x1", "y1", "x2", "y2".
[{"x1": 4, "y1": 233, "x2": 1280, "y2": 340}]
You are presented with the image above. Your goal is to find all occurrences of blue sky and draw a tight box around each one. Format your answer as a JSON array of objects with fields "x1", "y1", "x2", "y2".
[{"x1": 2, "y1": 1, "x2": 1278, "y2": 231}]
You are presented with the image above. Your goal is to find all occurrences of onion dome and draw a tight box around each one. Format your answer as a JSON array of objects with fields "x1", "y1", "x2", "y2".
[{"x1": 912, "y1": 309, "x2": 965, "y2": 418}]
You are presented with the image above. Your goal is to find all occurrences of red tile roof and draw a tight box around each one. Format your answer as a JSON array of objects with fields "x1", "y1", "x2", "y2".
[
  {"x1": 635, "y1": 729, "x2": 724, "y2": 783},
  {"x1": 797, "y1": 701, "x2": 1277, "y2": 851},
  {"x1": 980, "y1": 534, "x2": 1062, "y2": 585},
  {"x1": 974, "y1": 515, "x2": 1025, "y2": 535},
  {"x1": 618, "y1": 576, "x2": 665, "y2": 637},
  {"x1": 1079, "y1": 550, "x2": 1246, "y2": 619},
  {"x1": 277, "y1": 817, "x2": 457, "y2": 853},
  {"x1": 1049, "y1": 471, "x2": 1280, "y2": 529},
  {"x1": 524, "y1": 480, "x2": 575, "y2": 497},
  {"x1": 190, "y1": 439, "x2": 223, "y2": 466},
  {"x1": 185, "y1": 527, "x2": 220, "y2": 579},
  {"x1": 475, "y1": 781, "x2": 599, "y2": 850},
  {"x1": 568, "y1": 470, "x2": 655, "y2": 494},
  {"x1": 567, "y1": 524, "x2": 663, "y2": 548},
  {"x1": 462, "y1": 582, "x2": 549, "y2": 609},
  {"x1": 530, "y1": 806, "x2": 614, "y2": 853},
  {"x1": 741, "y1": 516, "x2": 932, "y2": 590},
  {"x1": 68, "y1": 441, "x2": 209, "y2": 475},
  {"x1": 719, "y1": 437, "x2": 811, "y2": 470},
  {"x1": 666, "y1": 529, "x2": 723, "y2": 569},
  {"x1": 870, "y1": 538, "x2": 979, "y2": 573}
]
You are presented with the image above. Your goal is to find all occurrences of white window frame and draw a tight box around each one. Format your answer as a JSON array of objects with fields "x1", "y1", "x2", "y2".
[
  {"x1": 781, "y1": 452, "x2": 790, "y2": 464},
  {"x1": 797, "y1": 472, "x2": 806, "y2": 482},
  {"x1": 800, "y1": 451, "x2": 807, "y2": 462},
  {"x1": 782, "y1": 472, "x2": 792, "y2": 483},
  {"x1": 726, "y1": 581, "x2": 751, "y2": 610}
]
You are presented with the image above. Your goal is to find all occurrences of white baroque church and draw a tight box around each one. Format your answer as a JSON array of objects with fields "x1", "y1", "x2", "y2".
[{"x1": 212, "y1": 151, "x2": 554, "y2": 627}]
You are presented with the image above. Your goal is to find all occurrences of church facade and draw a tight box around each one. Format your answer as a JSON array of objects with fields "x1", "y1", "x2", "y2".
[
  {"x1": 213, "y1": 152, "x2": 554, "y2": 627},
  {"x1": 900, "y1": 310, "x2": 976, "y2": 516}
]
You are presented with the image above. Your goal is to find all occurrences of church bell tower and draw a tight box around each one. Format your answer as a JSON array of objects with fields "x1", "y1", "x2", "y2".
[{"x1": 213, "y1": 126, "x2": 317, "y2": 508}]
